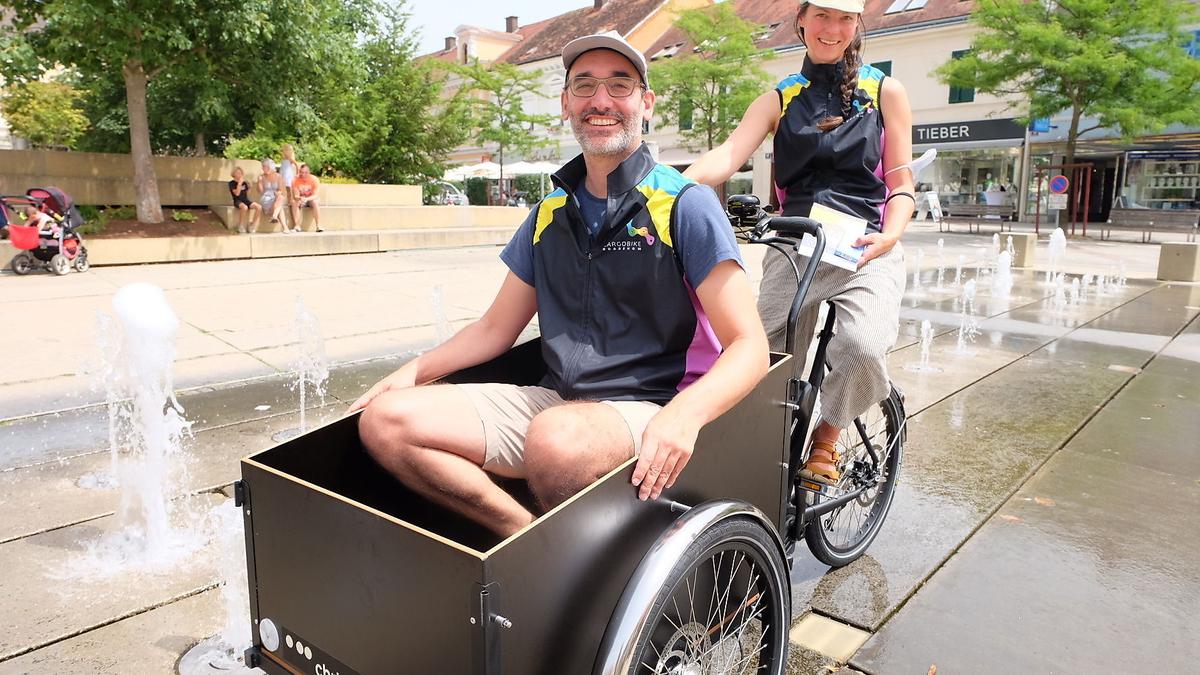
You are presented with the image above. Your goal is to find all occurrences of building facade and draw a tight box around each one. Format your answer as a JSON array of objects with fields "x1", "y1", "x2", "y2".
[{"x1": 430, "y1": 0, "x2": 1200, "y2": 221}]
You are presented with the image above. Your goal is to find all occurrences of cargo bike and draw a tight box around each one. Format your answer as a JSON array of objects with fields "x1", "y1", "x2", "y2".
[{"x1": 237, "y1": 199, "x2": 906, "y2": 675}]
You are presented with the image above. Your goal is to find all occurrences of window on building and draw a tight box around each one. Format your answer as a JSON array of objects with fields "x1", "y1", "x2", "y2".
[
  {"x1": 948, "y1": 49, "x2": 975, "y2": 103},
  {"x1": 885, "y1": 0, "x2": 928, "y2": 14},
  {"x1": 870, "y1": 60, "x2": 893, "y2": 76},
  {"x1": 754, "y1": 22, "x2": 782, "y2": 42}
]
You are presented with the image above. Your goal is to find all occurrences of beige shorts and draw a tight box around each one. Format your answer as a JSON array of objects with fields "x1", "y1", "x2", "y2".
[{"x1": 456, "y1": 383, "x2": 662, "y2": 478}]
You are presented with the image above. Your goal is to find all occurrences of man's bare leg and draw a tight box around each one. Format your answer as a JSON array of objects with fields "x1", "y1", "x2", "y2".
[
  {"x1": 358, "y1": 385, "x2": 535, "y2": 537},
  {"x1": 523, "y1": 402, "x2": 636, "y2": 510}
]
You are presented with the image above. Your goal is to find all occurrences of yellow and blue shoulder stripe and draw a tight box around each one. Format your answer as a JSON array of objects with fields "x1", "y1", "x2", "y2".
[
  {"x1": 776, "y1": 73, "x2": 810, "y2": 118},
  {"x1": 855, "y1": 64, "x2": 886, "y2": 111},
  {"x1": 533, "y1": 188, "x2": 568, "y2": 244},
  {"x1": 635, "y1": 165, "x2": 693, "y2": 249}
]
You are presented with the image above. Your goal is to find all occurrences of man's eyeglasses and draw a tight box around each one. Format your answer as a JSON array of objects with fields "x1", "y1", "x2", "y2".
[{"x1": 566, "y1": 76, "x2": 644, "y2": 98}]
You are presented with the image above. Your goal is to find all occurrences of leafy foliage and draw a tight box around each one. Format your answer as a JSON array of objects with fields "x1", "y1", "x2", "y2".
[
  {"x1": 0, "y1": 80, "x2": 89, "y2": 148},
  {"x1": 465, "y1": 177, "x2": 489, "y2": 206},
  {"x1": 649, "y1": 3, "x2": 773, "y2": 151},
  {"x1": 937, "y1": 0, "x2": 1200, "y2": 165},
  {"x1": 455, "y1": 61, "x2": 558, "y2": 182}
]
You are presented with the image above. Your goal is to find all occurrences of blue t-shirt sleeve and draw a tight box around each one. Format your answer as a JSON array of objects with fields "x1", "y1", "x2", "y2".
[
  {"x1": 674, "y1": 184, "x2": 745, "y2": 289},
  {"x1": 499, "y1": 209, "x2": 537, "y2": 286}
]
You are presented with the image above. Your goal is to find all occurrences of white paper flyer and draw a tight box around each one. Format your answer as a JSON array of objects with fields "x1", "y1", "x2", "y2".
[{"x1": 792, "y1": 203, "x2": 868, "y2": 271}]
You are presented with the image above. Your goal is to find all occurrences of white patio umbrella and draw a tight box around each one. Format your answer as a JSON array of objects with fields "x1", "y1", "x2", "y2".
[
  {"x1": 503, "y1": 160, "x2": 562, "y2": 198},
  {"x1": 504, "y1": 161, "x2": 540, "y2": 175},
  {"x1": 528, "y1": 160, "x2": 562, "y2": 175},
  {"x1": 463, "y1": 161, "x2": 502, "y2": 180},
  {"x1": 442, "y1": 165, "x2": 470, "y2": 182}
]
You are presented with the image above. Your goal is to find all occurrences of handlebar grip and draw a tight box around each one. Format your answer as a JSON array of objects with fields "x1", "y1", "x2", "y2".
[{"x1": 763, "y1": 215, "x2": 823, "y2": 239}]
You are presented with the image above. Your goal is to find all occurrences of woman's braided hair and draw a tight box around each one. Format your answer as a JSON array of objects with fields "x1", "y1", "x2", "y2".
[{"x1": 793, "y1": 2, "x2": 867, "y2": 132}]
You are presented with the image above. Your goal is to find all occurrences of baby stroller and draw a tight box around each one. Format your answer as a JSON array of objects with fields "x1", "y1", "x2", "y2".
[{"x1": 1, "y1": 187, "x2": 89, "y2": 275}]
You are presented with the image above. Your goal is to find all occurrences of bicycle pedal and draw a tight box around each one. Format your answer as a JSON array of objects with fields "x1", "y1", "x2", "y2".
[{"x1": 797, "y1": 479, "x2": 841, "y2": 499}]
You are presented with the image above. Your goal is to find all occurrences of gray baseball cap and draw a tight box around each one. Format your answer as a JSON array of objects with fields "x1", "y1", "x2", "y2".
[{"x1": 561, "y1": 31, "x2": 649, "y2": 87}]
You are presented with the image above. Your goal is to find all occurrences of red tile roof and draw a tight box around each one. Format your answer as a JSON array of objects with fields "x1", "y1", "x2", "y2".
[{"x1": 500, "y1": 0, "x2": 668, "y2": 65}]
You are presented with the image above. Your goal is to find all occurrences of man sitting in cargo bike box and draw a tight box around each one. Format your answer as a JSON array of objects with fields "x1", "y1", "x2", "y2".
[{"x1": 351, "y1": 33, "x2": 769, "y2": 538}]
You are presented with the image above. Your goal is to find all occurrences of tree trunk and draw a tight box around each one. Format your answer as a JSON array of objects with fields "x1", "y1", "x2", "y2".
[
  {"x1": 1065, "y1": 105, "x2": 1082, "y2": 168},
  {"x1": 193, "y1": 131, "x2": 206, "y2": 157},
  {"x1": 122, "y1": 61, "x2": 163, "y2": 223}
]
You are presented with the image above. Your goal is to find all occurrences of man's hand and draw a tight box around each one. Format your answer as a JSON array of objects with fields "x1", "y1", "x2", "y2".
[
  {"x1": 854, "y1": 231, "x2": 899, "y2": 269},
  {"x1": 631, "y1": 406, "x2": 701, "y2": 501},
  {"x1": 347, "y1": 366, "x2": 417, "y2": 414}
]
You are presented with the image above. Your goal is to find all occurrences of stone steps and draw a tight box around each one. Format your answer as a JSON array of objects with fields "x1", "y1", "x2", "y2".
[{"x1": 210, "y1": 204, "x2": 524, "y2": 232}]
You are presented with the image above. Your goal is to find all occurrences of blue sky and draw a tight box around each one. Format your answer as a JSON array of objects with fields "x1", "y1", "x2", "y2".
[{"x1": 407, "y1": 0, "x2": 567, "y2": 55}]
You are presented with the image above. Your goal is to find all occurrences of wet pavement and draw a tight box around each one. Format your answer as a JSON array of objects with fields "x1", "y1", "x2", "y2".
[{"x1": 0, "y1": 224, "x2": 1197, "y2": 673}]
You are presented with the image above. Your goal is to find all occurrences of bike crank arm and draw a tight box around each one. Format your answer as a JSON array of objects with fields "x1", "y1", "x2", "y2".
[{"x1": 801, "y1": 483, "x2": 870, "y2": 519}]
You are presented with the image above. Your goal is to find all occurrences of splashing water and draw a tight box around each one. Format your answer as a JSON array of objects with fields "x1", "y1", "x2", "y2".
[
  {"x1": 912, "y1": 248, "x2": 925, "y2": 290},
  {"x1": 1046, "y1": 228, "x2": 1067, "y2": 285},
  {"x1": 177, "y1": 501, "x2": 253, "y2": 674},
  {"x1": 1052, "y1": 273, "x2": 1068, "y2": 311},
  {"x1": 1069, "y1": 277, "x2": 1082, "y2": 306},
  {"x1": 956, "y1": 279, "x2": 979, "y2": 354},
  {"x1": 1082, "y1": 273, "x2": 1094, "y2": 299},
  {"x1": 993, "y1": 250, "x2": 1013, "y2": 300},
  {"x1": 936, "y1": 239, "x2": 946, "y2": 289},
  {"x1": 905, "y1": 319, "x2": 940, "y2": 372},
  {"x1": 954, "y1": 255, "x2": 964, "y2": 287},
  {"x1": 431, "y1": 285, "x2": 452, "y2": 345},
  {"x1": 990, "y1": 234, "x2": 1001, "y2": 266},
  {"x1": 72, "y1": 283, "x2": 199, "y2": 575},
  {"x1": 1006, "y1": 235, "x2": 1015, "y2": 258},
  {"x1": 293, "y1": 298, "x2": 329, "y2": 435}
]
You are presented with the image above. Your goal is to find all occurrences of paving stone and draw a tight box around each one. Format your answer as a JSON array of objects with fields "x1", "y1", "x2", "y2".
[{"x1": 0, "y1": 590, "x2": 222, "y2": 675}]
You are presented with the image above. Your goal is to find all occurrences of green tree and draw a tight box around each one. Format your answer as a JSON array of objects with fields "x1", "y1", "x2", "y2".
[
  {"x1": 650, "y1": 3, "x2": 773, "y2": 153},
  {"x1": 937, "y1": 0, "x2": 1200, "y2": 167},
  {"x1": 456, "y1": 61, "x2": 558, "y2": 190},
  {"x1": 3, "y1": 0, "x2": 281, "y2": 222},
  {"x1": 350, "y1": 7, "x2": 473, "y2": 184},
  {"x1": 1, "y1": 80, "x2": 89, "y2": 148}
]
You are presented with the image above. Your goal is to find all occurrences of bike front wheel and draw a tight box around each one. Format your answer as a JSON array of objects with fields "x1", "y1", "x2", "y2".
[
  {"x1": 628, "y1": 517, "x2": 791, "y2": 675},
  {"x1": 804, "y1": 386, "x2": 904, "y2": 567}
]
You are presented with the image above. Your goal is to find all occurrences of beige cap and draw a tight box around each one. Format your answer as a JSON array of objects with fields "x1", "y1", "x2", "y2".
[
  {"x1": 807, "y1": 0, "x2": 865, "y2": 12},
  {"x1": 561, "y1": 31, "x2": 649, "y2": 86}
]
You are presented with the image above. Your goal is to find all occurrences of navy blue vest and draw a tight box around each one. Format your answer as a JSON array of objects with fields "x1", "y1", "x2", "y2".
[
  {"x1": 531, "y1": 145, "x2": 722, "y2": 403},
  {"x1": 774, "y1": 58, "x2": 888, "y2": 232}
]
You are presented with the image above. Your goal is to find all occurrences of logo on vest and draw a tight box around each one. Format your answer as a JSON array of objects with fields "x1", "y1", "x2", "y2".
[
  {"x1": 626, "y1": 221, "x2": 656, "y2": 245},
  {"x1": 601, "y1": 221, "x2": 656, "y2": 253}
]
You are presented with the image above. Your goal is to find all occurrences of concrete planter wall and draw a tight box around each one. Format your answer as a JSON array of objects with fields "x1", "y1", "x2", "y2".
[{"x1": 0, "y1": 149, "x2": 420, "y2": 208}]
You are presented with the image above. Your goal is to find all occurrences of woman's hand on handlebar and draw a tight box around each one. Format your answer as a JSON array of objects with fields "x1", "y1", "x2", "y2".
[
  {"x1": 854, "y1": 231, "x2": 900, "y2": 269},
  {"x1": 632, "y1": 406, "x2": 701, "y2": 501}
]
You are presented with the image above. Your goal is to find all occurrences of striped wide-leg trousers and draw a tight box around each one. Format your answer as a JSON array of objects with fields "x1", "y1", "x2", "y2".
[{"x1": 756, "y1": 242, "x2": 906, "y2": 430}]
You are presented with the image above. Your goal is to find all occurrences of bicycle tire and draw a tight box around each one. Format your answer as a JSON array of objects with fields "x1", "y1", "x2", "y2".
[
  {"x1": 804, "y1": 385, "x2": 904, "y2": 567},
  {"x1": 627, "y1": 517, "x2": 791, "y2": 675}
]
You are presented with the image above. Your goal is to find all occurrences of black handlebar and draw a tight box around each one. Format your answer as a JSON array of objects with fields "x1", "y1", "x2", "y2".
[{"x1": 726, "y1": 194, "x2": 828, "y2": 356}]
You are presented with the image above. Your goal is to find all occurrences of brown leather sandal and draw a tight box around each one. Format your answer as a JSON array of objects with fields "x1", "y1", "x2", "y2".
[{"x1": 799, "y1": 440, "x2": 840, "y2": 485}]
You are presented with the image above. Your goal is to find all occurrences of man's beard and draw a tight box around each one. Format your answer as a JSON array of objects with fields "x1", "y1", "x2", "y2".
[{"x1": 569, "y1": 107, "x2": 642, "y2": 157}]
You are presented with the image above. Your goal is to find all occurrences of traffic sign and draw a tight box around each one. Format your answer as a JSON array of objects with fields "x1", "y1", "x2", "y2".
[{"x1": 1049, "y1": 175, "x2": 1070, "y2": 194}]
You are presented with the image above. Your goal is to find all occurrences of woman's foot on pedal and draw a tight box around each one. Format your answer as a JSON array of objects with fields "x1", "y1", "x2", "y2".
[{"x1": 799, "y1": 440, "x2": 840, "y2": 485}]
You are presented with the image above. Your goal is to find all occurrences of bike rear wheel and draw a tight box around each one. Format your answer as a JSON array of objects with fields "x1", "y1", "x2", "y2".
[{"x1": 804, "y1": 386, "x2": 904, "y2": 567}]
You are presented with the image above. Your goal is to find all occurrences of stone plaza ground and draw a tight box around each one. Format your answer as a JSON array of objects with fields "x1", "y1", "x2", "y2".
[{"x1": 0, "y1": 221, "x2": 1197, "y2": 674}]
